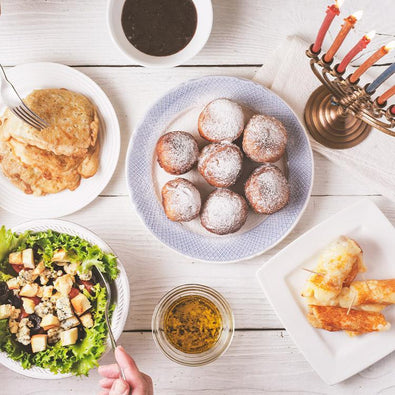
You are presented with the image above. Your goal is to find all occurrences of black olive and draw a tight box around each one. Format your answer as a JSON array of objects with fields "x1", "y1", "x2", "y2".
[
  {"x1": 77, "y1": 326, "x2": 86, "y2": 340},
  {"x1": 52, "y1": 264, "x2": 64, "y2": 272},
  {"x1": 0, "y1": 281, "x2": 11, "y2": 304},
  {"x1": 7, "y1": 293, "x2": 22, "y2": 309},
  {"x1": 29, "y1": 314, "x2": 41, "y2": 332}
]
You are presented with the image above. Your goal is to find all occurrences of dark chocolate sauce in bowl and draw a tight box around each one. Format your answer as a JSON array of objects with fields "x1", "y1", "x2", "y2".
[{"x1": 121, "y1": 0, "x2": 198, "y2": 57}]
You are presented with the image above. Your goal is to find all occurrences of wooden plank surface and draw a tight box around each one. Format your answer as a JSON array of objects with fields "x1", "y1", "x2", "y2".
[
  {"x1": 2, "y1": 195, "x2": 394, "y2": 331},
  {"x1": 2, "y1": 331, "x2": 395, "y2": 395},
  {"x1": 0, "y1": 0, "x2": 393, "y2": 66},
  {"x1": 71, "y1": 66, "x2": 379, "y2": 197},
  {"x1": 0, "y1": 0, "x2": 394, "y2": 393}
]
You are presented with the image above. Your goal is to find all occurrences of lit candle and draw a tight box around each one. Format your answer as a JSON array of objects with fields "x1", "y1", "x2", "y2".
[
  {"x1": 337, "y1": 31, "x2": 375, "y2": 73},
  {"x1": 366, "y1": 62, "x2": 395, "y2": 94},
  {"x1": 312, "y1": 0, "x2": 344, "y2": 54},
  {"x1": 377, "y1": 86, "x2": 395, "y2": 105},
  {"x1": 324, "y1": 10, "x2": 363, "y2": 63},
  {"x1": 350, "y1": 41, "x2": 395, "y2": 83}
]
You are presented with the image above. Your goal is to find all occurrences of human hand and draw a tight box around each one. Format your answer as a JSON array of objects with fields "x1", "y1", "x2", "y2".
[{"x1": 98, "y1": 346, "x2": 153, "y2": 395}]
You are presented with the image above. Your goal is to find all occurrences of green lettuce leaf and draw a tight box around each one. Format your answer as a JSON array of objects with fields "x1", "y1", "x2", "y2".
[
  {"x1": 21, "y1": 230, "x2": 119, "y2": 280},
  {"x1": 0, "y1": 271, "x2": 12, "y2": 282},
  {"x1": 0, "y1": 226, "x2": 25, "y2": 268},
  {"x1": 0, "y1": 319, "x2": 33, "y2": 369}
]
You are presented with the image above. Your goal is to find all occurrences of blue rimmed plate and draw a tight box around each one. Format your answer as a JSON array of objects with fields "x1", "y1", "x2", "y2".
[{"x1": 126, "y1": 76, "x2": 314, "y2": 262}]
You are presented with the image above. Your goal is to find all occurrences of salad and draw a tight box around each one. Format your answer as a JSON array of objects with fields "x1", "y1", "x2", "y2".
[{"x1": 0, "y1": 226, "x2": 118, "y2": 375}]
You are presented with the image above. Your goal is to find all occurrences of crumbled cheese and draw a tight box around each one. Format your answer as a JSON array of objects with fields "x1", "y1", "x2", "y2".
[
  {"x1": 77, "y1": 270, "x2": 92, "y2": 281},
  {"x1": 60, "y1": 316, "x2": 80, "y2": 330},
  {"x1": 34, "y1": 300, "x2": 54, "y2": 318},
  {"x1": 47, "y1": 327, "x2": 64, "y2": 344},
  {"x1": 40, "y1": 269, "x2": 52, "y2": 285},
  {"x1": 56, "y1": 297, "x2": 74, "y2": 321},
  {"x1": 19, "y1": 269, "x2": 38, "y2": 283},
  {"x1": 16, "y1": 318, "x2": 31, "y2": 345}
]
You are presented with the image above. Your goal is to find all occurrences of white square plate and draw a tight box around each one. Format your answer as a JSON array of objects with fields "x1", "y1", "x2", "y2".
[{"x1": 256, "y1": 198, "x2": 395, "y2": 385}]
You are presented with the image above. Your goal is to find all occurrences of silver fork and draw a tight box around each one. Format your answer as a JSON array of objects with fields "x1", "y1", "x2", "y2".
[
  {"x1": 0, "y1": 64, "x2": 49, "y2": 130},
  {"x1": 92, "y1": 266, "x2": 127, "y2": 382}
]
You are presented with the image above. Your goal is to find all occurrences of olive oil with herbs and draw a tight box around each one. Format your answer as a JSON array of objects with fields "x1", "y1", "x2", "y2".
[{"x1": 163, "y1": 295, "x2": 222, "y2": 354}]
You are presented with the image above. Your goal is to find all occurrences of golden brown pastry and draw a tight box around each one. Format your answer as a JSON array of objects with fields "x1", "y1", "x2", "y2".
[
  {"x1": 156, "y1": 131, "x2": 199, "y2": 175},
  {"x1": 242, "y1": 114, "x2": 287, "y2": 163},
  {"x1": 200, "y1": 189, "x2": 248, "y2": 235},
  {"x1": 198, "y1": 99, "x2": 245, "y2": 143},
  {"x1": 338, "y1": 280, "x2": 395, "y2": 308},
  {"x1": 198, "y1": 142, "x2": 243, "y2": 188},
  {"x1": 244, "y1": 164, "x2": 289, "y2": 214},
  {"x1": 307, "y1": 305, "x2": 390, "y2": 335},
  {"x1": 302, "y1": 236, "x2": 366, "y2": 307},
  {"x1": 301, "y1": 236, "x2": 365, "y2": 306},
  {"x1": 161, "y1": 178, "x2": 201, "y2": 222}
]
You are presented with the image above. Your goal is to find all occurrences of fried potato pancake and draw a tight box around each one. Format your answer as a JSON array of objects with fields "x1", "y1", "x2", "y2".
[
  {"x1": 0, "y1": 141, "x2": 81, "y2": 195},
  {"x1": 0, "y1": 88, "x2": 99, "y2": 157}
]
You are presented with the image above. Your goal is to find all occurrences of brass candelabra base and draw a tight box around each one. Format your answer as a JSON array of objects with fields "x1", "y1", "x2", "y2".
[{"x1": 304, "y1": 86, "x2": 372, "y2": 149}]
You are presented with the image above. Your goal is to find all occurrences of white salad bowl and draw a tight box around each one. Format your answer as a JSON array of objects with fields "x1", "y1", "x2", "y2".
[
  {"x1": 107, "y1": 0, "x2": 213, "y2": 68},
  {"x1": 0, "y1": 219, "x2": 130, "y2": 379}
]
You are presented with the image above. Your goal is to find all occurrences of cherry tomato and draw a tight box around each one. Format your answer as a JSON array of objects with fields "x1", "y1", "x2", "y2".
[
  {"x1": 69, "y1": 287, "x2": 80, "y2": 299},
  {"x1": 20, "y1": 309, "x2": 29, "y2": 319},
  {"x1": 11, "y1": 264, "x2": 23, "y2": 274},
  {"x1": 79, "y1": 280, "x2": 94, "y2": 295}
]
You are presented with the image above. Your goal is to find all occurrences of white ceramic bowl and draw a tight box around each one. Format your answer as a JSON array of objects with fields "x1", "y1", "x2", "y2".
[
  {"x1": 0, "y1": 219, "x2": 130, "y2": 379},
  {"x1": 107, "y1": 0, "x2": 213, "y2": 68}
]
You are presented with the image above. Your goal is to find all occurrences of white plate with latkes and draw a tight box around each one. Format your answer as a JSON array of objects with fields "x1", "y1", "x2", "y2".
[
  {"x1": 126, "y1": 76, "x2": 314, "y2": 262},
  {"x1": 0, "y1": 62, "x2": 120, "y2": 218},
  {"x1": 0, "y1": 219, "x2": 130, "y2": 379}
]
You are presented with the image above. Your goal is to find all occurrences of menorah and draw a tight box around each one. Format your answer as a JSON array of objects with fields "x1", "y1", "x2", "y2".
[{"x1": 304, "y1": 45, "x2": 395, "y2": 149}]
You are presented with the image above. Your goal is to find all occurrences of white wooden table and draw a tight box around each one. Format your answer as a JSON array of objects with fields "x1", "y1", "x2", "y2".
[{"x1": 0, "y1": 1, "x2": 394, "y2": 394}]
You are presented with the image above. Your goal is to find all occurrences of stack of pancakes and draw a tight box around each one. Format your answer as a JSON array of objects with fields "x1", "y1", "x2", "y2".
[{"x1": 0, "y1": 88, "x2": 100, "y2": 196}]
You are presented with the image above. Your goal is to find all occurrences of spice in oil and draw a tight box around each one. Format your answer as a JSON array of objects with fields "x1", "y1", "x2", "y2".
[{"x1": 163, "y1": 295, "x2": 222, "y2": 354}]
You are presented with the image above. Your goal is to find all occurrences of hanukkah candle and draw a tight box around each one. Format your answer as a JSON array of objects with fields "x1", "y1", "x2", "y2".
[{"x1": 304, "y1": 3, "x2": 395, "y2": 149}]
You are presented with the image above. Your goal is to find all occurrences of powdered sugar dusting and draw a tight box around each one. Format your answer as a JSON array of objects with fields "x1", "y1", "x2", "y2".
[
  {"x1": 198, "y1": 143, "x2": 243, "y2": 187},
  {"x1": 199, "y1": 99, "x2": 245, "y2": 142},
  {"x1": 201, "y1": 189, "x2": 248, "y2": 235},
  {"x1": 157, "y1": 131, "x2": 198, "y2": 174},
  {"x1": 243, "y1": 115, "x2": 287, "y2": 162},
  {"x1": 162, "y1": 178, "x2": 201, "y2": 222},
  {"x1": 245, "y1": 164, "x2": 289, "y2": 214}
]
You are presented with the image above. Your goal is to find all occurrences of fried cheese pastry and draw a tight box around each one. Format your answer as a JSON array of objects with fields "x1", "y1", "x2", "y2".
[
  {"x1": 0, "y1": 89, "x2": 99, "y2": 157},
  {"x1": 302, "y1": 236, "x2": 365, "y2": 305},
  {"x1": 338, "y1": 280, "x2": 395, "y2": 308},
  {"x1": 307, "y1": 305, "x2": 390, "y2": 334}
]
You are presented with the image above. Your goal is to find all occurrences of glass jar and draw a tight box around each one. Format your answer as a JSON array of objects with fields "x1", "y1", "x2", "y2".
[{"x1": 152, "y1": 284, "x2": 234, "y2": 366}]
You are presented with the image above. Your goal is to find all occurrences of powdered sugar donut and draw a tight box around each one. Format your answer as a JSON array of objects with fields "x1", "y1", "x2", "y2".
[
  {"x1": 245, "y1": 164, "x2": 289, "y2": 214},
  {"x1": 242, "y1": 115, "x2": 287, "y2": 163},
  {"x1": 198, "y1": 143, "x2": 243, "y2": 188},
  {"x1": 198, "y1": 99, "x2": 245, "y2": 142},
  {"x1": 201, "y1": 189, "x2": 248, "y2": 235},
  {"x1": 162, "y1": 178, "x2": 201, "y2": 222},
  {"x1": 156, "y1": 131, "x2": 199, "y2": 175}
]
